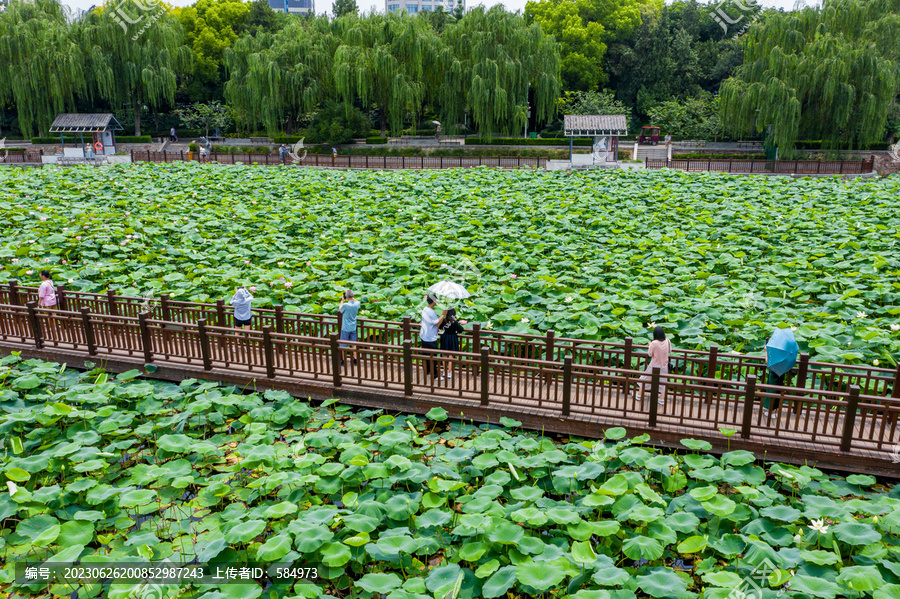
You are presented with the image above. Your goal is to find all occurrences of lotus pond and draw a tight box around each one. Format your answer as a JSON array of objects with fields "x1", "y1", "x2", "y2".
[
  {"x1": 1, "y1": 165, "x2": 899, "y2": 366},
  {"x1": 1, "y1": 355, "x2": 900, "y2": 599}
]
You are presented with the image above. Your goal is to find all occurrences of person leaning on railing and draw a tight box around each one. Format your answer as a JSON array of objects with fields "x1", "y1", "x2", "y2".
[
  {"x1": 38, "y1": 271, "x2": 57, "y2": 309},
  {"x1": 420, "y1": 295, "x2": 446, "y2": 379}
]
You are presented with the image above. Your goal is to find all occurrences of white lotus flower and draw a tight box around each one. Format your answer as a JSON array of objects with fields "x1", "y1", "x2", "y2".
[
  {"x1": 521, "y1": 318, "x2": 530, "y2": 324},
  {"x1": 856, "y1": 311, "x2": 867, "y2": 319},
  {"x1": 6, "y1": 481, "x2": 17, "y2": 495},
  {"x1": 565, "y1": 296, "x2": 573, "y2": 303},
  {"x1": 485, "y1": 321, "x2": 493, "y2": 330},
  {"x1": 873, "y1": 359, "x2": 879, "y2": 366},
  {"x1": 891, "y1": 324, "x2": 900, "y2": 331},
  {"x1": 809, "y1": 519, "x2": 829, "y2": 534}
]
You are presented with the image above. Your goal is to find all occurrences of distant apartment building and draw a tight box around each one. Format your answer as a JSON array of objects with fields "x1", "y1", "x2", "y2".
[
  {"x1": 268, "y1": 0, "x2": 314, "y2": 15},
  {"x1": 386, "y1": 0, "x2": 462, "y2": 14}
]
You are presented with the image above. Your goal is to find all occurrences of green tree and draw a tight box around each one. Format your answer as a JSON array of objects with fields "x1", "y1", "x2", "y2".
[
  {"x1": 646, "y1": 93, "x2": 721, "y2": 139},
  {"x1": 225, "y1": 17, "x2": 338, "y2": 134},
  {"x1": 79, "y1": 7, "x2": 192, "y2": 135},
  {"x1": 558, "y1": 90, "x2": 629, "y2": 115},
  {"x1": 305, "y1": 101, "x2": 371, "y2": 143},
  {"x1": 439, "y1": 6, "x2": 561, "y2": 138},
  {"x1": 175, "y1": 0, "x2": 251, "y2": 102},
  {"x1": 332, "y1": 0, "x2": 358, "y2": 18},
  {"x1": 721, "y1": 0, "x2": 900, "y2": 154},
  {"x1": 525, "y1": 0, "x2": 656, "y2": 91},
  {"x1": 332, "y1": 12, "x2": 440, "y2": 136},
  {"x1": 0, "y1": 0, "x2": 85, "y2": 137},
  {"x1": 176, "y1": 101, "x2": 232, "y2": 137}
]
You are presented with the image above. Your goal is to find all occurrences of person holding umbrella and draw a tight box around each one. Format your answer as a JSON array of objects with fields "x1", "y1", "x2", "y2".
[
  {"x1": 763, "y1": 328, "x2": 799, "y2": 413},
  {"x1": 420, "y1": 295, "x2": 446, "y2": 379}
]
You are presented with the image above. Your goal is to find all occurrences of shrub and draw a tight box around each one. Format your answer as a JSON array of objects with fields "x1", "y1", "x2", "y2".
[
  {"x1": 465, "y1": 137, "x2": 593, "y2": 147},
  {"x1": 188, "y1": 143, "x2": 199, "y2": 153},
  {"x1": 366, "y1": 137, "x2": 387, "y2": 144}
]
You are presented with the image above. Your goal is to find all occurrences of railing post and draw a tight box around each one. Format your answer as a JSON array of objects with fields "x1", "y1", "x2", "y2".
[
  {"x1": 274, "y1": 304, "x2": 284, "y2": 334},
  {"x1": 198, "y1": 318, "x2": 212, "y2": 370},
  {"x1": 139, "y1": 312, "x2": 153, "y2": 364},
  {"x1": 26, "y1": 301, "x2": 43, "y2": 349},
  {"x1": 562, "y1": 355, "x2": 573, "y2": 417},
  {"x1": 792, "y1": 352, "x2": 810, "y2": 415},
  {"x1": 740, "y1": 375, "x2": 757, "y2": 439},
  {"x1": 403, "y1": 339, "x2": 413, "y2": 396},
  {"x1": 263, "y1": 325, "x2": 275, "y2": 378},
  {"x1": 9, "y1": 280, "x2": 20, "y2": 306},
  {"x1": 160, "y1": 294, "x2": 171, "y2": 322},
  {"x1": 545, "y1": 329, "x2": 556, "y2": 362},
  {"x1": 107, "y1": 288, "x2": 118, "y2": 316},
  {"x1": 337, "y1": 310, "x2": 344, "y2": 334},
  {"x1": 55, "y1": 284, "x2": 67, "y2": 311},
  {"x1": 402, "y1": 317, "x2": 411, "y2": 341},
  {"x1": 329, "y1": 333, "x2": 342, "y2": 387},
  {"x1": 840, "y1": 385, "x2": 860, "y2": 452},
  {"x1": 705, "y1": 344, "x2": 718, "y2": 404},
  {"x1": 216, "y1": 300, "x2": 226, "y2": 327},
  {"x1": 623, "y1": 336, "x2": 633, "y2": 395},
  {"x1": 648, "y1": 367, "x2": 660, "y2": 427},
  {"x1": 480, "y1": 346, "x2": 490, "y2": 406},
  {"x1": 80, "y1": 308, "x2": 97, "y2": 356}
]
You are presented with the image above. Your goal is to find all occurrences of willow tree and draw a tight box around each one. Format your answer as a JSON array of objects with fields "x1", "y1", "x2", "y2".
[
  {"x1": 332, "y1": 13, "x2": 441, "y2": 137},
  {"x1": 0, "y1": 0, "x2": 85, "y2": 137},
  {"x1": 225, "y1": 18, "x2": 338, "y2": 134},
  {"x1": 720, "y1": 0, "x2": 900, "y2": 155},
  {"x1": 438, "y1": 6, "x2": 561, "y2": 139},
  {"x1": 78, "y1": 7, "x2": 192, "y2": 135}
]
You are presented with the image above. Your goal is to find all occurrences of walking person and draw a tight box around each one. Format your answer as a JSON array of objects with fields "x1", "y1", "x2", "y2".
[
  {"x1": 38, "y1": 271, "x2": 57, "y2": 308},
  {"x1": 438, "y1": 308, "x2": 463, "y2": 380},
  {"x1": 170, "y1": 127, "x2": 178, "y2": 142},
  {"x1": 279, "y1": 144, "x2": 286, "y2": 163},
  {"x1": 635, "y1": 326, "x2": 672, "y2": 405},
  {"x1": 230, "y1": 286, "x2": 253, "y2": 330},
  {"x1": 420, "y1": 295, "x2": 446, "y2": 379},
  {"x1": 339, "y1": 290, "x2": 360, "y2": 366}
]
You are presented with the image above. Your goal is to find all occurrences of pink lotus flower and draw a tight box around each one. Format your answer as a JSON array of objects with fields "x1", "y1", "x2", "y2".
[
  {"x1": 76, "y1": 236, "x2": 82, "y2": 240},
  {"x1": 125, "y1": 212, "x2": 131, "y2": 216},
  {"x1": 11, "y1": 258, "x2": 19, "y2": 263},
  {"x1": 285, "y1": 282, "x2": 293, "y2": 288},
  {"x1": 510, "y1": 274, "x2": 517, "y2": 279},
  {"x1": 249, "y1": 286, "x2": 257, "y2": 292},
  {"x1": 39, "y1": 217, "x2": 47, "y2": 222},
  {"x1": 26, "y1": 270, "x2": 33, "y2": 275},
  {"x1": 244, "y1": 260, "x2": 250, "y2": 265},
  {"x1": 62, "y1": 260, "x2": 67, "y2": 265},
  {"x1": 277, "y1": 261, "x2": 285, "y2": 266},
  {"x1": 306, "y1": 261, "x2": 311, "y2": 266}
]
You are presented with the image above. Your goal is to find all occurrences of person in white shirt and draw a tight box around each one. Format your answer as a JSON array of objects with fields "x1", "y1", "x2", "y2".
[{"x1": 420, "y1": 295, "x2": 447, "y2": 379}]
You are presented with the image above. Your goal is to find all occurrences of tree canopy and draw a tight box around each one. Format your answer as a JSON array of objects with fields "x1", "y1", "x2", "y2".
[{"x1": 720, "y1": 0, "x2": 900, "y2": 153}]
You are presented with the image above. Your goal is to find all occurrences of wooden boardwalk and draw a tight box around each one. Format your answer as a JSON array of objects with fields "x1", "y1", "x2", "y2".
[{"x1": 0, "y1": 283, "x2": 898, "y2": 477}]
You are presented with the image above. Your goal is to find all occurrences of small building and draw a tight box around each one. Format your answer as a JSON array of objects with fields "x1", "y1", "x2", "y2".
[
  {"x1": 268, "y1": 0, "x2": 314, "y2": 14},
  {"x1": 49, "y1": 113, "x2": 123, "y2": 158},
  {"x1": 563, "y1": 114, "x2": 628, "y2": 165}
]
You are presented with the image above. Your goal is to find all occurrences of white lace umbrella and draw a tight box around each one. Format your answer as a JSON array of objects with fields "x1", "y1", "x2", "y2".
[{"x1": 427, "y1": 281, "x2": 470, "y2": 300}]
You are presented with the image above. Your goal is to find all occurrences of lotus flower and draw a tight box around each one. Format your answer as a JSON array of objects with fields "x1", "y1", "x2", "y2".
[
  {"x1": 285, "y1": 281, "x2": 293, "y2": 288},
  {"x1": 485, "y1": 321, "x2": 493, "y2": 330},
  {"x1": 856, "y1": 312, "x2": 867, "y2": 318},
  {"x1": 891, "y1": 324, "x2": 900, "y2": 331},
  {"x1": 809, "y1": 519, "x2": 829, "y2": 534},
  {"x1": 521, "y1": 318, "x2": 530, "y2": 324},
  {"x1": 249, "y1": 286, "x2": 257, "y2": 292},
  {"x1": 26, "y1": 270, "x2": 33, "y2": 275},
  {"x1": 510, "y1": 274, "x2": 517, "y2": 279},
  {"x1": 277, "y1": 261, "x2": 284, "y2": 266},
  {"x1": 565, "y1": 297, "x2": 573, "y2": 303}
]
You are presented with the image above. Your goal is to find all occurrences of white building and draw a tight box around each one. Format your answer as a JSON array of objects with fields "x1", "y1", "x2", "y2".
[{"x1": 386, "y1": 0, "x2": 462, "y2": 14}]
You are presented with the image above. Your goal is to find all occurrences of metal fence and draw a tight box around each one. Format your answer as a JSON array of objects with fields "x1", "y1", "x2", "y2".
[{"x1": 646, "y1": 158, "x2": 875, "y2": 174}]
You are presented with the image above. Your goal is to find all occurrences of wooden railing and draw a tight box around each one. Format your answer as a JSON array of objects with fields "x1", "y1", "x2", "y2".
[
  {"x1": 0, "y1": 301, "x2": 897, "y2": 462},
  {"x1": 0, "y1": 150, "x2": 44, "y2": 164},
  {"x1": 645, "y1": 158, "x2": 875, "y2": 174},
  {"x1": 1, "y1": 280, "x2": 898, "y2": 465},
  {"x1": 130, "y1": 150, "x2": 547, "y2": 170},
  {"x1": 4, "y1": 280, "x2": 899, "y2": 402}
]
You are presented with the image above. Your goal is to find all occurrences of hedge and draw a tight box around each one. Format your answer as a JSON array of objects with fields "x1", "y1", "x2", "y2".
[
  {"x1": 366, "y1": 137, "x2": 387, "y2": 144},
  {"x1": 31, "y1": 135, "x2": 152, "y2": 144},
  {"x1": 465, "y1": 137, "x2": 593, "y2": 147}
]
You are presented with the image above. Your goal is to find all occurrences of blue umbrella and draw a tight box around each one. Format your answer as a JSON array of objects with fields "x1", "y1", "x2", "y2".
[{"x1": 766, "y1": 328, "x2": 799, "y2": 376}]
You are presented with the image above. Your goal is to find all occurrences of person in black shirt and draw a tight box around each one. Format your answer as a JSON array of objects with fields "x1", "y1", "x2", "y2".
[{"x1": 438, "y1": 308, "x2": 464, "y2": 379}]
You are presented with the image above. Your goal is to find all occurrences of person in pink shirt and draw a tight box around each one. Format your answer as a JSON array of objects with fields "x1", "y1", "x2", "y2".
[
  {"x1": 635, "y1": 326, "x2": 672, "y2": 405},
  {"x1": 38, "y1": 271, "x2": 57, "y2": 308}
]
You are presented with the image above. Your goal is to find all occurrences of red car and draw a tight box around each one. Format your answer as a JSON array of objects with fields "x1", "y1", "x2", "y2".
[{"x1": 639, "y1": 126, "x2": 660, "y2": 145}]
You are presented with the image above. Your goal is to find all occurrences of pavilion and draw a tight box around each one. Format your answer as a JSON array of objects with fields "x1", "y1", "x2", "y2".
[
  {"x1": 563, "y1": 114, "x2": 628, "y2": 165},
  {"x1": 49, "y1": 113, "x2": 123, "y2": 158}
]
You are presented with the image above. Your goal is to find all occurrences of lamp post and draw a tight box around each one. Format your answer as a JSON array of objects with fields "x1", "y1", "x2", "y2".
[{"x1": 524, "y1": 82, "x2": 531, "y2": 139}]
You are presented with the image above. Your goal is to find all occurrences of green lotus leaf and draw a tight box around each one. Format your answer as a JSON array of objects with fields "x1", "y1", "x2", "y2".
[
  {"x1": 636, "y1": 569, "x2": 688, "y2": 599},
  {"x1": 356, "y1": 572, "x2": 403, "y2": 593},
  {"x1": 835, "y1": 565, "x2": 883, "y2": 592},
  {"x1": 622, "y1": 536, "x2": 664, "y2": 561},
  {"x1": 224, "y1": 519, "x2": 266, "y2": 545},
  {"x1": 832, "y1": 521, "x2": 882, "y2": 546},
  {"x1": 482, "y1": 566, "x2": 517, "y2": 599},
  {"x1": 516, "y1": 559, "x2": 567, "y2": 591},
  {"x1": 789, "y1": 575, "x2": 841, "y2": 599}
]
